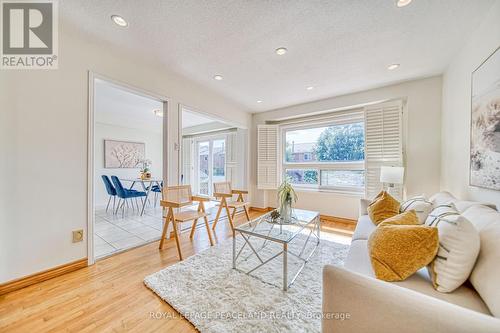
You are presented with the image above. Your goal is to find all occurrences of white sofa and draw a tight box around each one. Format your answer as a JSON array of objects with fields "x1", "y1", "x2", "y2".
[{"x1": 322, "y1": 192, "x2": 500, "y2": 332}]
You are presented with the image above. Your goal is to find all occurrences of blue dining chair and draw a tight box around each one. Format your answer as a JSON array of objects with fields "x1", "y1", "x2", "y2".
[
  {"x1": 111, "y1": 176, "x2": 147, "y2": 216},
  {"x1": 101, "y1": 175, "x2": 117, "y2": 213}
]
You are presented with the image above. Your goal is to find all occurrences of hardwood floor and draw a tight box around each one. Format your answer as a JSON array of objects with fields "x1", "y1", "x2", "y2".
[{"x1": 0, "y1": 210, "x2": 352, "y2": 333}]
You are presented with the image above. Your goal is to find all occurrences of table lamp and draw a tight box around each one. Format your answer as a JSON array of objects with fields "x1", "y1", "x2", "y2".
[{"x1": 380, "y1": 166, "x2": 404, "y2": 199}]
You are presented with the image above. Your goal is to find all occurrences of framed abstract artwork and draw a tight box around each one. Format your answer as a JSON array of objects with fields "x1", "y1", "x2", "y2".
[
  {"x1": 470, "y1": 46, "x2": 500, "y2": 190},
  {"x1": 104, "y1": 140, "x2": 145, "y2": 168}
]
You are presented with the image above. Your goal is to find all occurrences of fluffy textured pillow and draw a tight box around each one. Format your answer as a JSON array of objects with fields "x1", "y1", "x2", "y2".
[
  {"x1": 368, "y1": 191, "x2": 400, "y2": 225},
  {"x1": 380, "y1": 209, "x2": 420, "y2": 226},
  {"x1": 368, "y1": 211, "x2": 439, "y2": 281},
  {"x1": 425, "y1": 205, "x2": 480, "y2": 293},
  {"x1": 400, "y1": 196, "x2": 433, "y2": 223}
]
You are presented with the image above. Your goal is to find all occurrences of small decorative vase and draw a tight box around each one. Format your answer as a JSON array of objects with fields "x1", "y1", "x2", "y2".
[{"x1": 279, "y1": 197, "x2": 293, "y2": 222}]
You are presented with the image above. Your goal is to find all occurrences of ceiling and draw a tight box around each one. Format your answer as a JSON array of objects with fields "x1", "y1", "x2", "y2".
[
  {"x1": 95, "y1": 79, "x2": 225, "y2": 131},
  {"x1": 63, "y1": 0, "x2": 495, "y2": 113},
  {"x1": 182, "y1": 109, "x2": 221, "y2": 128},
  {"x1": 95, "y1": 79, "x2": 163, "y2": 132}
]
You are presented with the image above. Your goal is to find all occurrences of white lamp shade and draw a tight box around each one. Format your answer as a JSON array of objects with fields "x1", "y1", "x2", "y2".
[{"x1": 380, "y1": 166, "x2": 404, "y2": 184}]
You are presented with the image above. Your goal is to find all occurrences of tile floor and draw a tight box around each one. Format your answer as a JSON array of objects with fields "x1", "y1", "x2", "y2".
[{"x1": 94, "y1": 200, "x2": 225, "y2": 259}]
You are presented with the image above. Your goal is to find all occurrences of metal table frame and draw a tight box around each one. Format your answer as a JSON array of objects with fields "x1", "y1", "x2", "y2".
[
  {"x1": 232, "y1": 210, "x2": 320, "y2": 291},
  {"x1": 121, "y1": 178, "x2": 162, "y2": 216}
]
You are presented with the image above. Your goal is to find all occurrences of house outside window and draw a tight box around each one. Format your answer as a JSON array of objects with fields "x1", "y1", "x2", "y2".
[{"x1": 283, "y1": 120, "x2": 365, "y2": 193}]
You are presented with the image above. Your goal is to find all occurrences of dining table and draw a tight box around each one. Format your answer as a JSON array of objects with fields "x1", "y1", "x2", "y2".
[{"x1": 120, "y1": 177, "x2": 163, "y2": 216}]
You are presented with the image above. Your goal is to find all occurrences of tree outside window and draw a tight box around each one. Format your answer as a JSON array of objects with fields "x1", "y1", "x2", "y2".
[{"x1": 284, "y1": 122, "x2": 365, "y2": 190}]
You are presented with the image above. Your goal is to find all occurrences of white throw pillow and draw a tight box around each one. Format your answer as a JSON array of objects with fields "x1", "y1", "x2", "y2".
[
  {"x1": 400, "y1": 196, "x2": 433, "y2": 223},
  {"x1": 424, "y1": 204, "x2": 456, "y2": 226},
  {"x1": 425, "y1": 204, "x2": 480, "y2": 293}
]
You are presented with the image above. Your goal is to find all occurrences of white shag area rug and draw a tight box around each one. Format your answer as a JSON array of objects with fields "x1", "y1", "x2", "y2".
[{"x1": 144, "y1": 234, "x2": 349, "y2": 333}]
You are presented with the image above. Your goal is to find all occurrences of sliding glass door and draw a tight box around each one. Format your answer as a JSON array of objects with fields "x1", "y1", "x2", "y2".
[
  {"x1": 195, "y1": 137, "x2": 226, "y2": 196},
  {"x1": 197, "y1": 141, "x2": 210, "y2": 195},
  {"x1": 212, "y1": 139, "x2": 226, "y2": 185}
]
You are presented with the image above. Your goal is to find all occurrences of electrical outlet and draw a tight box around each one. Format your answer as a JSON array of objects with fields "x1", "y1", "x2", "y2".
[{"x1": 72, "y1": 230, "x2": 84, "y2": 243}]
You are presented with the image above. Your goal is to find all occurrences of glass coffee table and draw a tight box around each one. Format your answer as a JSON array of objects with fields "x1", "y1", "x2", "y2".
[{"x1": 232, "y1": 208, "x2": 320, "y2": 291}]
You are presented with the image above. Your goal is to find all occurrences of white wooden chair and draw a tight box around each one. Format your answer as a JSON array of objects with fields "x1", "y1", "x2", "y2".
[
  {"x1": 159, "y1": 185, "x2": 214, "y2": 260},
  {"x1": 212, "y1": 181, "x2": 250, "y2": 232}
]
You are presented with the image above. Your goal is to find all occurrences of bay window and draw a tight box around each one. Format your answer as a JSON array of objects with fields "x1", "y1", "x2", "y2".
[
  {"x1": 282, "y1": 120, "x2": 365, "y2": 193},
  {"x1": 257, "y1": 101, "x2": 403, "y2": 198}
]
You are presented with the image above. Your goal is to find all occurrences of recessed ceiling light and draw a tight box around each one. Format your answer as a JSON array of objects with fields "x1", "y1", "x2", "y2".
[
  {"x1": 153, "y1": 109, "x2": 163, "y2": 117},
  {"x1": 306, "y1": 86, "x2": 314, "y2": 90},
  {"x1": 387, "y1": 63, "x2": 400, "y2": 70},
  {"x1": 111, "y1": 15, "x2": 128, "y2": 27},
  {"x1": 396, "y1": 0, "x2": 412, "y2": 7},
  {"x1": 213, "y1": 75, "x2": 223, "y2": 81},
  {"x1": 275, "y1": 47, "x2": 288, "y2": 55},
  {"x1": 257, "y1": 100, "x2": 263, "y2": 103}
]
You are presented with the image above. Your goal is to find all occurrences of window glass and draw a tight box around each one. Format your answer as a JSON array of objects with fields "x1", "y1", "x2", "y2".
[
  {"x1": 212, "y1": 139, "x2": 225, "y2": 182},
  {"x1": 285, "y1": 123, "x2": 365, "y2": 163},
  {"x1": 198, "y1": 141, "x2": 209, "y2": 195},
  {"x1": 285, "y1": 169, "x2": 318, "y2": 185},
  {"x1": 320, "y1": 170, "x2": 365, "y2": 188}
]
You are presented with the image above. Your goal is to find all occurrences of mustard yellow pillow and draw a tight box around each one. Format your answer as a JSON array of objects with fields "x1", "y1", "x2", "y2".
[
  {"x1": 368, "y1": 191, "x2": 400, "y2": 225},
  {"x1": 368, "y1": 211, "x2": 439, "y2": 281},
  {"x1": 379, "y1": 209, "x2": 420, "y2": 226}
]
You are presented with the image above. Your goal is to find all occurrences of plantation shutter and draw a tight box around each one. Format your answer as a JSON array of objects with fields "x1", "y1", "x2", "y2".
[
  {"x1": 181, "y1": 138, "x2": 193, "y2": 185},
  {"x1": 257, "y1": 125, "x2": 278, "y2": 189},
  {"x1": 225, "y1": 131, "x2": 238, "y2": 186},
  {"x1": 364, "y1": 101, "x2": 404, "y2": 199}
]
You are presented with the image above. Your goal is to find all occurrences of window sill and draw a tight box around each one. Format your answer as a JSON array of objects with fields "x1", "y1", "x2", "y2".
[{"x1": 289, "y1": 186, "x2": 365, "y2": 197}]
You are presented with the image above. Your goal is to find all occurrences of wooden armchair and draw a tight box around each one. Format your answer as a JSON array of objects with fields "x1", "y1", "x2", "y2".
[
  {"x1": 159, "y1": 185, "x2": 214, "y2": 260},
  {"x1": 212, "y1": 181, "x2": 250, "y2": 232}
]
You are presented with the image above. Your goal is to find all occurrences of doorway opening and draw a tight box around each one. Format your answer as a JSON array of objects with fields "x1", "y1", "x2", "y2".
[
  {"x1": 195, "y1": 136, "x2": 226, "y2": 196},
  {"x1": 89, "y1": 75, "x2": 167, "y2": 262},
  {"x1": 180, "y1": 106, "x2": 248, "y2": 220}
]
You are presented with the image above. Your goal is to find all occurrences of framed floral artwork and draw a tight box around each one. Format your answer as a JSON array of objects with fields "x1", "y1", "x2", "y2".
[
  {"x1": 470, "y1": 46, "x2": 500, "y2": 190},
  {"x1": 104, "y1": 140, "x2": 145, "y2": 168}
]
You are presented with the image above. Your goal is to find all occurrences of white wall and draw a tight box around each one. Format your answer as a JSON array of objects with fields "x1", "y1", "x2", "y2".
[
  {"x1": 251, "y1": 76, "x2": 443, "y2": 219},
  {"x1": 0, "y1": 21, "x2": 250, "y2": 283},
  {"x1": 0, "y1": 72, "x2": 14, "y2": 273},
  {"x1": 94, "y1": 123, "x2": 163, "y2": 208},
  {"x1": 441, "y1": 0, "x2": 500, "y2": 209}
]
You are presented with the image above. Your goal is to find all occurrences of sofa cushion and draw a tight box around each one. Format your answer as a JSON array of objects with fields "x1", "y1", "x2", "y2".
[
  {"x1": 367, "y1": 213, "x2": 438, "y2": 282},
  {"x1": 462, "y1": 205, "x2": 500, "y2": 318},
  {"x1": 344, "y1": 239, "x2": 491, "y2": 315},
  {"x1": 352, "y1": 214, "x2": 376, "y2": 241},
  {"x1": 367, "y1": 191, "x2": 400, "y2": 225},
  {"x1": 454, "y1": 200, "x2": 498, "y2": 213},
  {"x1": 396, "y1": 270, "x2": 492, "y2": 316},
  {"x1": 345, "y1": 240, "x2": 374, "y2": 276},
  {"x1": 359, "y1": 198, "x2": 371, "y2": 216},
  {"x1": 429, "y1": 191, "x2": 457, "y2": 206},
  {"x1": 429, "y1": 191, "x2": 497, "y2": 213}
]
